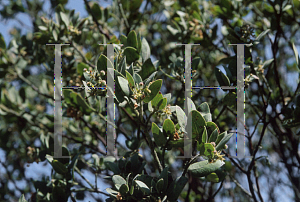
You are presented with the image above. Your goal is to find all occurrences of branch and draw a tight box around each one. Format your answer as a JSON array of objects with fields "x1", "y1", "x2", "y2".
[
  {"x1": 83, "y1": 0, "x2": 111, "y2": 40},
  {"x1": 14, "y1": 67, "x2": 54, "y2": 100},
  {"x1": 70, "y1": 41, "x2": 96, "y2": 69}
]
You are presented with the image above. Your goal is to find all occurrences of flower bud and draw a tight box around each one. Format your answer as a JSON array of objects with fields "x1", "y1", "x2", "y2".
[{"x1": 100, "y1": 70, "x2": 105, "y2": 76}]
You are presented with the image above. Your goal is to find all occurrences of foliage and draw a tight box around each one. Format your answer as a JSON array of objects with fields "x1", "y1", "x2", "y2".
[{"x1": 0, "y1": 0, "x2": 299, "y2": 202}]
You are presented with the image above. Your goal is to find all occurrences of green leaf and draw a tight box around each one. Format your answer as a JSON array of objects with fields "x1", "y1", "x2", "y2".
[
  {"x1": 255, "y1": 29, "x2": 270, "y2": 42},
  {"x1": 54, "y1": 146, "x2": 70, "y2": 165},
  {"x1": 148, "y1": 101, "x2": 154, "y2": 112},
  {"x1": 150, "y1": 93, "x2": 163, "y2": 109},
  {"x1": 164, "y1": 93, "x2": 172, "y2": 104},
  {"x1": 209, "y1": 128, "x2": 219, "y2": 143},
  {"x1": 166, "y1": 176, "x2": 188, "y2": 202},
  {"x1": 60, "y1": 11, "x2": 69, "y2": 26},
  {"x1": 167, "y1": 25, "x2": 179, "y2": 35},
  {"x1": 0, "y1": 33, "x2": 6, "y2": 49},
  {"x1": 53, "y1": 184, "x2": 68, "y2": 202},
  {"x1": 77, "y1": 62, "x2": 89, "y2": 76},
  {"x1": 139, "y1": 58, "x2": 156, "y2": 81},
  {"x1": 91, "y1": 3, "x2": 102, "y2": 20},
  {"x1": 112, "y1": 175, "x2": 126, "y2": 190},
  {"x1": 202, "y1": 127, "x2": 208, "y2": 143},
  {"x1": 292, "y1": 43, "x2": 300, "y2": 70},
  {"x1": 75, "y1": 93, "x2": 94, "y2": 114},
  {"x1": 159, "y1": 98, "x2": 167, "y2": 110},
  {"x1": 38, "y1": 25, "x2": 47, "y2": 31},
  {"x1": 18, "y1": 194, "x2": 27, "y2": 202},
  {"x1": 105, "y1": 161, "x2": 121, "y2": 175},
  {"x1": 156, "y1": 178, "x2": 164, "y2": 193},
  {"x1": 206, "y1": 173, "x2": 219, "y2": 183},
  {"x1": 197, "y1": 142, "x2": 205, "y2": 155},
  {"x1": 135, "y1": 180, "x2": 150, "y2": 194},
  {"x1": 52, "y1": 159, "x2": 68, "y2": 174},
  {"x1": 223, "y1": 65, "x2": 232, "y2": 80},
  {"x1": 228, "y1": 57, "x2": 237, "y2": 80},
  {"x1": 141, "y1": 37, "x2": 151, "y2": 62},
  {"x1": 198, "y1": 102, "x2": 212, "y2": 122},
  {"x1": 223, "y1": 92, "x2": 237, "y2": 108},
  {"x1": 215, "y1": 132, "x2": 225, "y2": 146},
  {"x1": 124, "y1": 47, "x2": 139, "y2": 64},
  {"x1": 97, "y1": 54, "x2": 113, "y2": 72},
  {"x1": 143, "y1": 79, "x2": 163, "y2": 103},
  {"x1": 144, "y1": 71, "x2": 157, "y2": 86},
  {"x1": 262, "y1": 59, "x2": 274, "y2": 69},
  {"x1": 189, "y1": 110, "x2": 206, "y2": 139},
  {"x1": 188, "y1": 160, "x2": 225, "y2": 177},
  {"x1": 129, "y1": 185, "x2": 134, "y2": 195},
  {"x1": 118, "y1": 56, "x2": 126, "y2": 76},
  {"x1": 152, "y1": 122, "x2": 166, "y2": 147},
  {"x1": 125, "y1": 137, "x2": 139, "y2": 150},
  {"x1": 120, "y1": 35, "x2": 127, "y2": 46},
  {"x1": 215, "y1": 67, "x2": 230, "y2": 86},
  {"x1": 136, "y1": 32, "x2": 142, "y2": 53},
  {"x1": 176, "y1": 106, "x2": 186, "y2": 129},
  {"x1": 136, "y1": 175, "x2": 153, "y2": 188},
  {"x1": 215, "y1": 132, "x2": 233, "y2": 151},
  {"x1": 127, "y1": 30, "x2": 138, "y2": 49},
  {"x1": 133, "y1": 73, "x2": 143, "y2": 84},
  {"x1": 128, "y1": 0, "x2": 143, "y2": 11},
  {"x1": 151, "y1": 93, "x2": 167, "y2": 110},
  {"x1": 168, "y1": 138, "x2": 187, "y2": 148},
  {"x1": 117, "y1": 76, "x2": 130, "y2": 96},
  {"x1": 159, "y1": 166, "x2": 169, "y2": 193},
  {"x1": 163, "y1": 119, "x2": 175, "y2": 137},
  {"x1": 204, "y1": 143, "x2": 215, "y2": 159},
  {"x1": 215, "y1": 167, "x2": 227, "y2": 182},
  {"x1": 63, "y1": 89, "x2": 73, "y2": 104},
  {"x1": 119, "y1": 184, "x2": 129, "y2": 195},
  {"x1": 106, "y1": 187, "x2": 119, "y2": 196},
  {"x1": 198, "y1": 102, "x2": 210, "y2": 113},
  {"x1": 126, "y1": 71, "x2": 135, "y2": 88}
]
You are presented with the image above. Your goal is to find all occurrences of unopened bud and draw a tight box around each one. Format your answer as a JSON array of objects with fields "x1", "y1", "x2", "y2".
[{"x1": 100, "y1": 70, "x2": 105, "y2": 76}]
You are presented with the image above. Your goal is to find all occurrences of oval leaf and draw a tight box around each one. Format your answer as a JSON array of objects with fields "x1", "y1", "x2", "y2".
[
  {"x1": 135, "y1": 180, "x2": 150, "y2": 194},
  {"x1": 163, "y1": 119, "x2": 175, "y2": 137},
  {"x1": 188, "y1": 160, "x2": 225, "y2": 177},
  {"x1": 215, "y1": 67, "x2": 230, "y2": 86},
  {"x1": 143, "y1": 79, "x2": 163, "y2": 103}
]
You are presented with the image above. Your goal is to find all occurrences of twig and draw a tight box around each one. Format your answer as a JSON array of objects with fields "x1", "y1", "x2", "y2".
[
  {"x1": 212, "y1": 180, "x2": 224, "y2": 198},
  {"x1": 132, "y1": 0, "x2": 150, "y2": 31},
  {"x1": 70, "y1": 41, "x2": 96, "y2": 69},
  {"x1": 117, "y1": 1, "x2": 129, "y2": 31},
  {"x1": 181, "y1": 154, "x2": 201, "y2": 177},
  {"x1": 14, "y1": 66, "x2": 54, "y2": 100},
  {"x1": 75, "y1": 167, "x2": 94, "y2": 188},
  {"x1": 71, "y1": 188, "x2": 110, "y2": 196},
  {"x1": 83, "y1": 0, "x2": 111, "y2": 40},
  {"x1": 229, "y1": 174, "x2": 253, "y2": 198}
]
